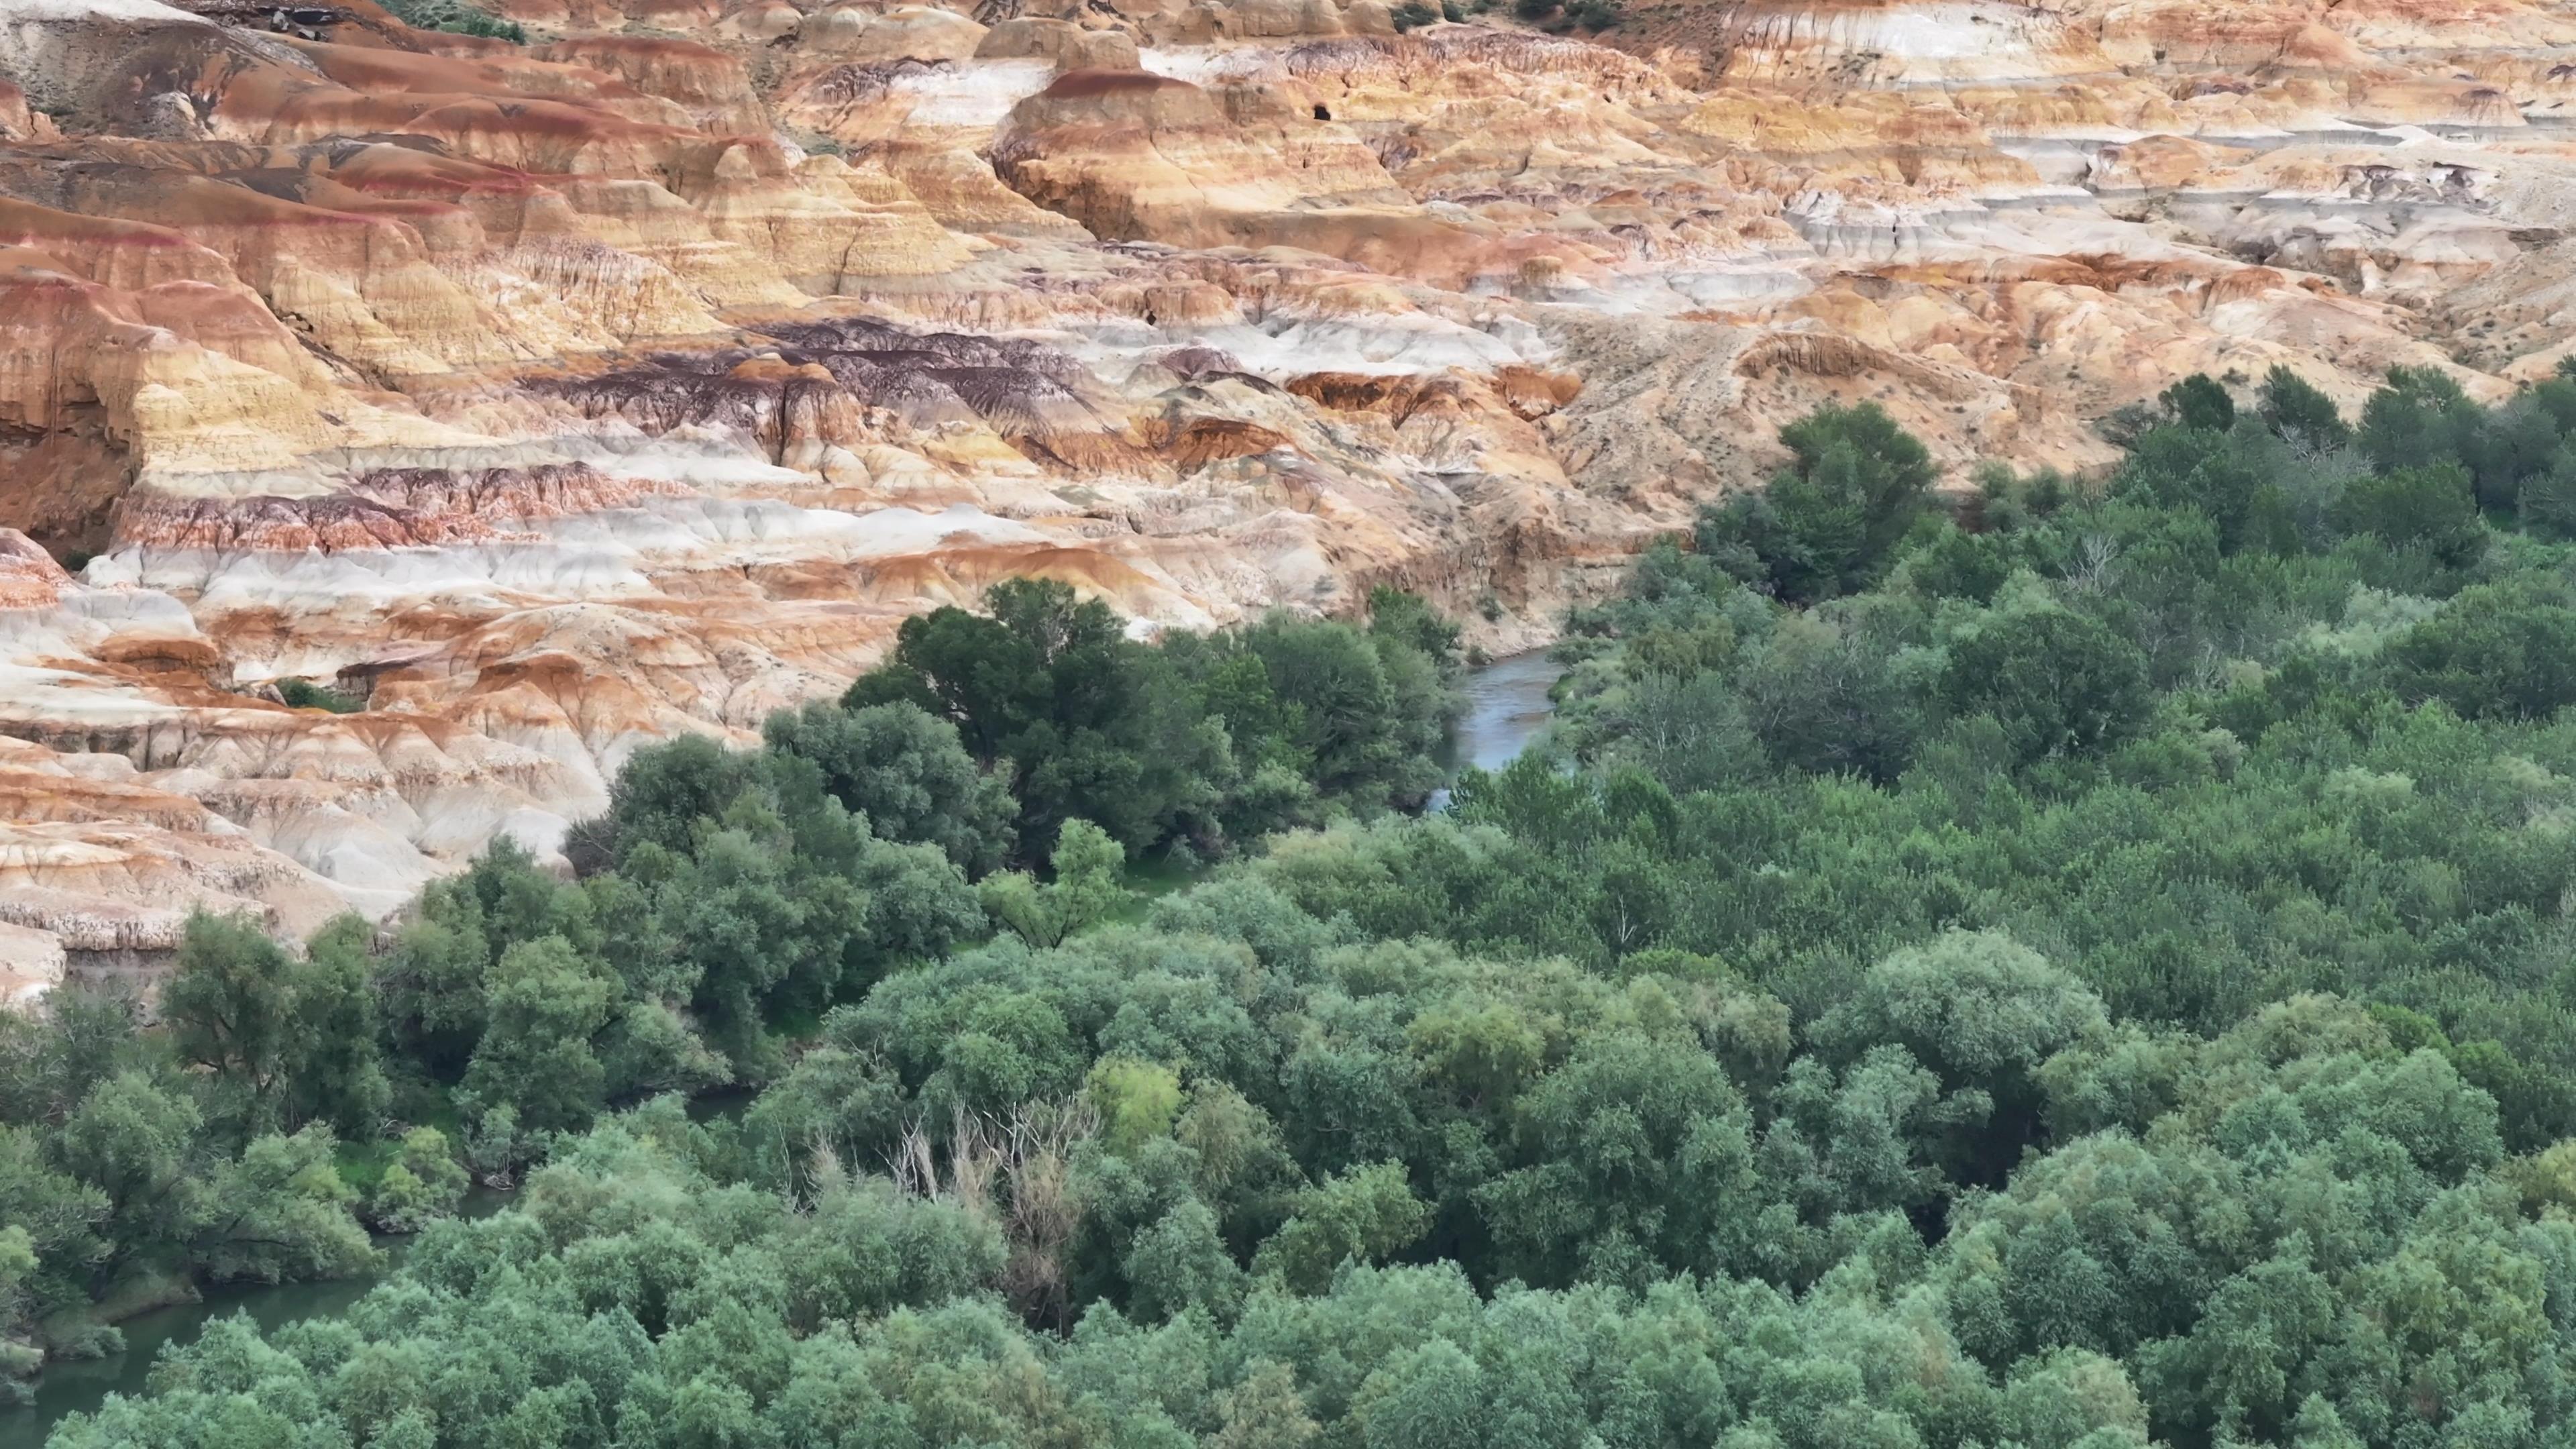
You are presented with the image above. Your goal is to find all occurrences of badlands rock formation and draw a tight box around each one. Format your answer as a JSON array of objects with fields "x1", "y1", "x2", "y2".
[{"x1": 0, "y1": 0, "x2": 2568, "y2": 985}]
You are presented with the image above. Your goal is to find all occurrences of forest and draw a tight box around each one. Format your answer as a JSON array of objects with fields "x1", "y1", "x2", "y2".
[{"x1": 17, "y1": 361, "x2": 2576, "y2": 1448}]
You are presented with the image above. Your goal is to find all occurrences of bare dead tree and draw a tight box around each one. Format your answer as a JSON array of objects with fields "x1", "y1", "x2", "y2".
[
  {"x1": 888, "y1": 1099, "x2": 1099, "y2": 1328},
  {"x1": 2064, "y1": 532, "x2": 2119, "y2": 593}
]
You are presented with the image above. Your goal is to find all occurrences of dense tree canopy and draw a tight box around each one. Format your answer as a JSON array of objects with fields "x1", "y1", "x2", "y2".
[
  {"x1": 38, "y1": 371, "x2": 2576, "y2": 1449},
  {"x1": 0, "y1": 592, "x2": 1458, "y2": 1415},
  {"x1": 1695, "y1": 400, "x2": 1939, "y2": 603},
  {"x1": 847, "y1": 580, "x2": 1461, "y2": 855}
]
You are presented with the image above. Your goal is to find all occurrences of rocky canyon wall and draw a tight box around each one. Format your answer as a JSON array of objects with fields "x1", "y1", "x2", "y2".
[{"x1": 1, "y1": 0, "x2": 2567, "y2": 989}]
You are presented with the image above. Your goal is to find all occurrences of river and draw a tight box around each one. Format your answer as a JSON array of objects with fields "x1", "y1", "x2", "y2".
[
  {"x1": 0, "y1": 652, "x2": 1568, "y2": 1446},
  {"x1": 1432, "y1": 649, "x2": 1564, "y2": 808},
  {"x1": 1, "y1": 1269, "x2": 392, "y2": 1445},
  {"x1": 2, "y1": 1252, "x2": 386, "y2": 1433},
  {"x1": 0, "y1": 1189, "x2": 505, "y2": 1447}
]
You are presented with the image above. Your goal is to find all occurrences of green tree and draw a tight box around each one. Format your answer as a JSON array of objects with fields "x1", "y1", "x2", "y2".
[
  {"x1": 1212, "y1": 1361, "x2": 1324, "y2": 1449},
  {"x1": 1699, "y1": 402, "x2": 1939, "y2": 602},
  {"x1": 375, "y1": 906, "x2": 492, "y2": 1079},
  {"x1": 2514, "y1": 446, "x2": 2576, "y2": 538},
  {"x1": 462, "y1": 936, "x2": 617, "y2": 1134},
  {"x1": 1362, "y1": 1338, "x2": 1486, "y2": 1449},
  {"x1": 1821, "y1": 931, "x2": 2107, "y2": 1179},
  {"x1": 376, "y1": 837, "x2": 614, "y2": 1086},
  {"x1": 160, "y1": 914, "x2": 301, "y2": 1126},
  {"x1": 2381, "y1": 574, "x2": 2576, "y2": 718},
  {"x1": 2159, "y1": 373, "x2": 2237, "y2": 433},
  {"x1": 1088, "y1": 1057, "x2": 1184, "y2": 1152},
  {"x1": 2332, "y1": 462, "x2": 2485, "y2": 568},
  {"x1": 979, "y1": 818, "x2": 1130, "y2": 948},
  {"x1": 2135, "y1": 1250, "x2": 2337, "y2": 1444},
  {"x1": 2258, "y1": 365, "x2": 2349, "y2": 448},
  {"x1": 1476, "y1": 1033, "x2": 1758, "y2": 1287},
  {"x1": 648, "y1": 807, "x2": 867, "y2": 1067},
  {"x1": 761, "y1": 700, "x2": 1016, "y2": 875},
  {"x1": 192, "y1": 1126, "x2": 375, "y2": 1286},
  {"x1": 1758, "y1": 1046, "x2": 1978, "y2": 1227},
  {"x1": 0, "y1": 1125, "x2": 107, "y2": 1330},
  {"x1": 2357, "y1": 364, "x2": 2482, "y2": 476},
  {"x1": 54, "y1": 1072, "x2": 207, "y2": 1283},
  {"x1": 0, "y1": 1224, "x2": 38, "y2": 1401},
  {"x1": 286, "y1": 915, "x2": 391, "y2": 1138},
  {"x1": 1739, "y1": 600, "x2": 1932, "y2": 782},
  {"x1": 1939, "y1": 600, "x2": 2151, "y2": 763},
  {"x1": 855, "y1": 579, "x2": 1236, "y2": 853},
  {"x1": 370, "y1": 1128, "x2": 469, "y2": 1232},
  {"x1": 2003, "y1": 1348, "x2": 2151, "y2": 1449},
  {"x1": 1124, "y1": 1199, "x2": 1244, "y2": 1320},
  {"x1": 1366, "y1": 586, "x2": 1463, "y2": 671},
  {"x1": 1244, "y1": 616, "x2": 1446, "y2": 806},
  {"x1": 1256, "y1": 1161, "x2": 1432, "y2": 1293},
  {"x1": 596, "y1": 732, "x2": 750, "y2": 863}
]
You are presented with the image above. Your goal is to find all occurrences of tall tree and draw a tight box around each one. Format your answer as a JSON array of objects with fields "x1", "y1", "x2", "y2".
[
  {"x1": 160, "y1": 914, "x2": 301, "y2": 1128},
  {"x1": 2258, "y1": 365, "x2": 2349, "y2": 448},
  {"x1": 1697, "y1": 402, "x2": 1939, "y2": 602},
  {"x1": 284, "y1": 915, "x2": 392, "y2": 1138},
  {"x1": 761, "y1": 699, "x2": 1016, "y2": 875}
]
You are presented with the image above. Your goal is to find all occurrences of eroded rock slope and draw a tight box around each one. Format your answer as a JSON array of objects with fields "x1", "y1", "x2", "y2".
[{"x1": 1, "y1": 0, "x2": 2566, "y2": 983}]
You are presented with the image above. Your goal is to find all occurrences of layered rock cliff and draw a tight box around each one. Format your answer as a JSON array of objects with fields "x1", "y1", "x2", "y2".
[{"x1": 1, "y1": 0, "x2": 2565, "y2": 983}]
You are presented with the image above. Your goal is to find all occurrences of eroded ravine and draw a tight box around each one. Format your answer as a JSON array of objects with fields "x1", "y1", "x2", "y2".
[{"x1": 7, "y1": 0, "x2": 2576, "y2": 989}]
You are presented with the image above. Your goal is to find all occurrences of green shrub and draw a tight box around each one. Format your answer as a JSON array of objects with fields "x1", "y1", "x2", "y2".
[
  {"x1": 276, "y1": 678, "x2": 366, "y2": 713},
  {"x1": 380, "y1": 0, "x2": 527, "y2": 42}
]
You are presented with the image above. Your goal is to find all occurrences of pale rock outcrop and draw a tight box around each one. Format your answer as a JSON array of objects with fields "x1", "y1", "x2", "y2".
[
  {"x1": 2, "y1": 0, "x2": 2571, "y2": 977},
  {"x1": 979, "y1": 17, "x2": 1146, "y2": 71},
  {"x1": 800, "y1": 4, "x2": 991, "y2": 62},
  {"x1": 539, "y1": 36, "x2": 771, "y2": 135}
]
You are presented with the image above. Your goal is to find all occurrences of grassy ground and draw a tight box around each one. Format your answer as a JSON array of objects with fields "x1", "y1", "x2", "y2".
[
  {"x1": 333, "y1": 1140, "x2": 398, "y2": 1198},
  {"x1": 1104, "y1": 850, "x2": 1212, "y2": 926},
  {"x1": 377, "y1": 0, "x2": 527, "y2": 40}
]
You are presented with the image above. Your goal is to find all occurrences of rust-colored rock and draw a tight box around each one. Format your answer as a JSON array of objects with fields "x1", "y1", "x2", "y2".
[{"x1": 0, "y1": 0, "x2": 2565, "y2": 974}]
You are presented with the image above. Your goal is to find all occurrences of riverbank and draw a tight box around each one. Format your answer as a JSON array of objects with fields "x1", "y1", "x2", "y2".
[
  {"x1": 1, "y1": 649, "x2": 1571, "y2": 1446},
  {"x1": 3, "y1": 1262, "x2": 394, "y2": 1445},
  {"x1": 0, "y1": 1187, "x2": 508, "y2": 1446}
]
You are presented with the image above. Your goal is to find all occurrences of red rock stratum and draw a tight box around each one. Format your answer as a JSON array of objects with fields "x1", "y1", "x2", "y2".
[{"x1": 3, "y1": 0, "x2": 2568, "y2": 984}]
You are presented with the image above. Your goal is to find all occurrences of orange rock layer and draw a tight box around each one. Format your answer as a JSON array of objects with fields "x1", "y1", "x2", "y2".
[{"x1": 1, "y1": 0, "x2": 2568, "y2": 979}]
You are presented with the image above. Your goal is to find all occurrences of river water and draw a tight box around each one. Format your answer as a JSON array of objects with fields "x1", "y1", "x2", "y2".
[
  {"x1": 0, "y1": 653, "x2": 1567, "y2": 1446},
  {"x1": 2, "y1": 1256, "x2": 390, "y2": 1444},
  {"x1": 1, "y1": 1271, "x2": 388, "y2": 1444},
  {"x1": 1, "y1": 1189, "x2": 504, "y2": 1446},
  {"x1": 1432, "y1": 649, "x2": 1563, "y2": 808}
]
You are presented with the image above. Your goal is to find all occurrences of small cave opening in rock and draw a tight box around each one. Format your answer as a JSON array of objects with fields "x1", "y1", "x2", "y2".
[{"x1": 1313, "y1": 103, "x2": 1332, "y2": 121}]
